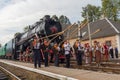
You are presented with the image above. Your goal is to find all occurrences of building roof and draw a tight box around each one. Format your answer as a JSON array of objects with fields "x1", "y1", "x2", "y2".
[{"x1": 69, "y1": 18, "x2": 120, "y2": 40}]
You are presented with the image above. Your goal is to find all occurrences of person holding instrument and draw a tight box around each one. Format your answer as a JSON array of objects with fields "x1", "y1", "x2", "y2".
[
  {"x1": 41, "y1": 39, "x2": 50, "y2": 67},
  {"x1": 32, "y1": 34, "x2": 42, "y2": 68},
  {"x1": 53, "y1": 42, "x2": 60, "y2": 67},
  {"x1": 63, "y1": 40, "x2": 71, "y2": 68}
]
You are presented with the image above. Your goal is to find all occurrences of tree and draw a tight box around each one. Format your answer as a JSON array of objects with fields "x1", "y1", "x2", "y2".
[
  {"x1": 0, "y1": 43, "x2": 1, "y2": 47},
  {"x1": 23, "y1": 26, "x2": 29, "y2": 32},
  {"x1": 81, "y1": 4, "x2": 101, "y2": 22},
  {"x1": 14, "y1": 32, "x2": 21, "y2": 37},
  {"x1": 81, "y1": 19, "x2": 87, "y2": 24},
  {"x1": 59, "y1": 15, "x2": 71, "y2": 25},
  {"x1": 101, "y1": 0, "x2": 120, "y2": 21},
  {"x1": 51, "y1": 15, "x2": 59, "y2": 21}
]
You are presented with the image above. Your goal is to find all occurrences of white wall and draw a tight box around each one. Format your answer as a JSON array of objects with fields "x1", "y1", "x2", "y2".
[{"x1": 116, "y1": 34, "x2": 120, "y2": 53}]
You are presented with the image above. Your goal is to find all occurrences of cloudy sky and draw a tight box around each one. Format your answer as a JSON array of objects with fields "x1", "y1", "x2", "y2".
[{"x1": 0, "y1": 0, "x2": 101, "y2": 45}]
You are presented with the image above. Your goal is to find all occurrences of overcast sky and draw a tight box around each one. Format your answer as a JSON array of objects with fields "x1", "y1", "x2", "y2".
[{"x1": 0, "y1": 0, "x2": 101, "y2": 45}]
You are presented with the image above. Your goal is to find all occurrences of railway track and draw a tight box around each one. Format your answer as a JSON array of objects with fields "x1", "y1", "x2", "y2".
[
  {"x1": 0, "y1": 70, "x2": 8, "y2": 80},
  {"x1": 1, "y1": 58, "x2": 120, "y2": 80},
  {"x1": 10, "y1": 59, "x2": 120, "y2": 74},
  {"x1": 52, "y1": 58, "x2": 120, "y2": 74},
  {"x1": 0, "y1": 62, "x2": 58, "y2": 80},
  {"x1": 71, "y1": 59, "x2": 120, "y2": 74},
  {"x1": 0, "y1": 66, "x2": 21, "y2": 80}
]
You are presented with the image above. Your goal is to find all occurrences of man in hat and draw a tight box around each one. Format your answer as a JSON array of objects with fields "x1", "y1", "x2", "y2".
[
  {"x1": 93, "y1": 41, "x2": 102, "y2": 67},
  {"x1": 41, "y1": 39, "x2": 50, "y2": 67},
  {"x1": 84, "y1": 43, "x2": 90, "y2": 64},
  {"x1": 63, "y1": 40, "x2": 71, "y2": 68},
  {"x1": 32, "y1": 35, "x2": 42, "y2": 68},
  {"x1": 102, "y1": 43, "x2": 109, "y2": 61},
  {"x1": 73, "y1": 40, "x2": 84, "y2": 67},
  {"x1": 53, "y1": 42, "x2": 60, "y2": 67}
]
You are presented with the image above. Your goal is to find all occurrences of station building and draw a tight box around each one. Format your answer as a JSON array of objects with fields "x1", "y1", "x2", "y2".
[{"x1": 68, "y1": 18, "x2": 120, "y2": 53}]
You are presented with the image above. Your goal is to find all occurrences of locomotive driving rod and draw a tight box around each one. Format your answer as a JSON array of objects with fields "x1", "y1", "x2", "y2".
[{"x1": 39, "y1": 23, "x2": 76, "y2": 40}]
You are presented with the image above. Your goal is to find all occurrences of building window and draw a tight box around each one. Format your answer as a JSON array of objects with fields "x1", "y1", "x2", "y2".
[{"x1": 105, "y1": 41, "x2": 111, "y2": 47}]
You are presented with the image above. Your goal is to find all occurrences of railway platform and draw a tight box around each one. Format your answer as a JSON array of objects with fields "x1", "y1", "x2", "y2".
[{"x1": 0, "y1": 59, "x2": 120, "y2": 80}]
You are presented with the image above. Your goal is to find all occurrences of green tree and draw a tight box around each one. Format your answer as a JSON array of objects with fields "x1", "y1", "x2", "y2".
[
  {"x1": 23, "y1": 26, "x2": 29, "y2": 32},
  {"x1": 81, "y1": 4, "x2": 101, "y2": 22},
  {"x1": 14, "y1": 32, "x2": 21, "y2": 37},
  {"x1": 101, "y1": 0, "x2": 120, "y2": 21},
  {"x1": 51, "y1": 15, "x2": 59, "y2": 21},
  {"x1": 81, "y1": 19, "x2": 87, "y2": 24},
  {"x1": 59, "y1": 15, "x2": 71, "y2": 25},
  {"x1": 58, "y1": 15, "x2": 71, "y2": 30}
]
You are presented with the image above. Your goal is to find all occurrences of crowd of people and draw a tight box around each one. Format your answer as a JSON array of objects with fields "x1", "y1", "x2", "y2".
[
  {"x1": 19, "y1": 35, "x2": 119, "y2": 68},
  {"x1": 73, "y1": 40, "x2": 119, "y2": 67}
]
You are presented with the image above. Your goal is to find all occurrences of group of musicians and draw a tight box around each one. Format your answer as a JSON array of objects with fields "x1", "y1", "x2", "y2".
[
  {"x1": 73, "y1": 40, "x2": 119, "y2": 67},
  {"x1": 19, "y1": 35, "x2": 119, "y2": 68}
]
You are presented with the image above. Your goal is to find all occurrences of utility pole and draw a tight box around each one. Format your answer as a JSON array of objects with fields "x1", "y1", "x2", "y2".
[
  {"x1": 78, "y1": 21, "x2": 80, "y2": 40},
  {"x1": 87, "y1": 12, "x2": 92, "y2": 47},
  {"x1": 67, "y1": 26, "x2": 70, "y2": 40}
]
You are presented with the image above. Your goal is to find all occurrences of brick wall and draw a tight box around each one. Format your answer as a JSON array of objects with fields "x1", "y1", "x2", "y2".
[{"x1": 69, "y1": 36, "x2": 117, "y2": 48}]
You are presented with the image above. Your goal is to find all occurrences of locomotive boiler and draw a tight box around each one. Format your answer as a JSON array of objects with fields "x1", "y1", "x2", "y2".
[{"x1": 14, "y1": 15, "x2": 63, "y2": 59}]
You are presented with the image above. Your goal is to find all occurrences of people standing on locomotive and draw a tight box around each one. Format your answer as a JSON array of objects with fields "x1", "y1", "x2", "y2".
[
  {"x1": 19, "y1": 51, "x2": 23, "y2": 61},
  {"x1": 25, "y1": 46, "x2": 30, "y2": 62},
  {"x1": 93, "y1": 41, "x2": 102, "y2": 67},
  {"x1": 23, "y1": 51, "x2": 26, "y2": 62},
  {"x1": 73, "y1": 40, "x2": 84, "y2": 66},
  {"x1": 63, "y1": 40, "x2": 71, "y2": 68},
  {"x1": 53, "y1": 43, "x2": 60, "y2": 67},
  {"x1": 42, "y1": 39, "x2": 50, "y2": 67},
  {"x1": 29, "y1": 50, "x2": 33, "y2": 63},
  {"x1": 32, "y1": 36, "x2": 42, "y2": 68}
]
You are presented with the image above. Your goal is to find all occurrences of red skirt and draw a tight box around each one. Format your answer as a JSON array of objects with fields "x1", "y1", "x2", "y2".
[
  {"x1": 95, "y1": 50, "x2": 101, "y2": 63},
  {"x1": 89, "y1": 51, "x2": 93, "y2": 63},
  {"x1": 103, "y1": 50, "x2": 109, "y2": 61}
]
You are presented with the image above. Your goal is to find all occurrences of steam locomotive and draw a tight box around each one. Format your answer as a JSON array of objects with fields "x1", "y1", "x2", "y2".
[{"x1": 0, "y1": 15, "x2": 63, "y2": 60}]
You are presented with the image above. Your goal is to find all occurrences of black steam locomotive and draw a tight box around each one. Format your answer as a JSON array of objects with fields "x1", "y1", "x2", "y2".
[{"x1": 1, "y1": 15, "x2": 63, "y2": 60}]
